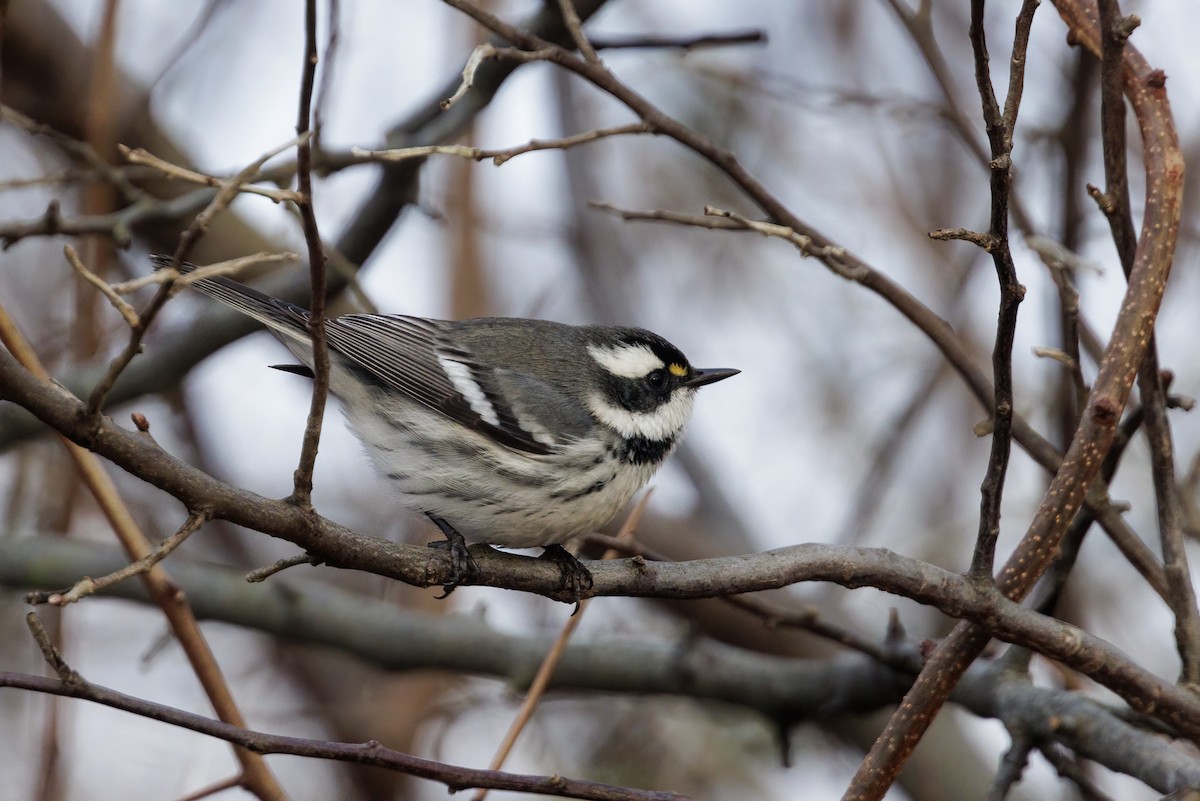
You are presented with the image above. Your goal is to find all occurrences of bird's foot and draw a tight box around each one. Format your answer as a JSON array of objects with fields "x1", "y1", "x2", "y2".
[
  {"x1": 425, "y1": 514, "x2": 479, "y2": 598},
  {"x1": 539, "y1": 544, "x2": 593, "y2": 615}
]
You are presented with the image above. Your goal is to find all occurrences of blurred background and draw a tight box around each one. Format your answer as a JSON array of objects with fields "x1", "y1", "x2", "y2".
[{"x1": 1, "y1": 1, "x2": 1199, "y2": 799}]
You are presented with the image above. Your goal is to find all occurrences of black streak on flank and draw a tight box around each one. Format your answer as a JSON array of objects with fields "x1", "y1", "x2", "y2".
[
  {"x1": 616, "y1": 436, "x2": 676, "y2": 466},
  {"x1": 552, "y1": 479, "x2": 610, "y2": 502}
]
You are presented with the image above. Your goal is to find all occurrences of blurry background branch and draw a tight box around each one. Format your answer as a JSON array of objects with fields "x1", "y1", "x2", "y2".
[
  {"x1": 2, "y1": 536, "x2": 1199, "y2": 797},
  {"x1": 0, "y1": 669, "x2": 687, "y2": 801}
]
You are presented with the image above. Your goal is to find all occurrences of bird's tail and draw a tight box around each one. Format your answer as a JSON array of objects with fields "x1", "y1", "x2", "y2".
[{"x1": 150, "y1": 255, "x2": 313, "y2": 347}]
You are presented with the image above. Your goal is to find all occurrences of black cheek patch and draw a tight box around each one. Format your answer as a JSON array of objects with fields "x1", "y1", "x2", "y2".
[
  {"x1": 616, "y1": 380, "x2": 664, "y2": 414},
  {"x1": 618, "y1": 382, "x2": 640, "y2": 409}
]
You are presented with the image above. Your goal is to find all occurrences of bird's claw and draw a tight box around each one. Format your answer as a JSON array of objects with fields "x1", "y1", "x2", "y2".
[
  {"x1": 539, "y1": 544, "x2": 593, "y2": 615},
  {"x1": 426, "y1": 514, "x2": 479, "y2": 597}
]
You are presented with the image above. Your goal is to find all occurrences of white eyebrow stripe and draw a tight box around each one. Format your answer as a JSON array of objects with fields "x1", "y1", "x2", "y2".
[
  {"x1": 437, "y1": 356, "x2": 500, "y2": 426},
  {"x1": 587, "y1": 343, "x2": 664, "y2": 378}
]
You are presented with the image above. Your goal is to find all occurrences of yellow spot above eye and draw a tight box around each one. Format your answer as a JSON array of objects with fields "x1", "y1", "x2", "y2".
[{"x1": 668, "y1": 363, "x2": 687, "y2": 377}]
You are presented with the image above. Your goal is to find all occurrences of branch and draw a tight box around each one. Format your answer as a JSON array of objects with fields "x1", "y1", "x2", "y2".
[
  {"x1": 962, "y1": 0, "x2": 1034, "y2": 580},
  {"x1": 1094, "y1": 0, "x2": 1200, "y2": 686},
  {"x1": 883, "y1": 0, "x2": 1108, "y2": 369},
  {"x1": 27, "y1": 511, "x2": 207, "y2": 606},
  {"x1": 0, "y1": 192, "x2": 213, "y2": 250},
  {"x1": 3, "y1": 348, "x2": 1200, "y2": 742},
  {"x1": 844, "y1": 0, "x2": 1187, "y2": 795},
  {"x1": 351, "y1": 122, "x2": 654, "y2": 166},
  {"x1": 289, "y1": 0, "x2": 331, "y2": 508},
  {"x1": 0, "y1": 104, "x2": 147, "y2": 204},
  {"x1": 2, "y1": 537, "x2": 1199, "y2": 795},
  {"x1": 0, "y1": 672, "x2": 687, "y2": 801},
  {"x1": 587, "y1": 30, "x2": 765, "y2": 51},
  {"x1": 121, "y1": 145, "x2": 302, "y2": 203},
  {"x1": 64, "y1": 244, "x2": 139, "y2": 328},
  {"x1": 552, "y1": 0, "x2": 600, "y2": 63},
  {"x1": 849, "y1": 5, "x2": 1039, "y2": 790},
  {"x1": 587, "y1": 532, "x2": 904, "y2": 667},
  {"x1": 590, "y1": 201, "x2": 1168, "y2": 598}
]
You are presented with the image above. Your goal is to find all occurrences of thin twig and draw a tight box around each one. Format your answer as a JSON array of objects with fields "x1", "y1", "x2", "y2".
[
  {"x1": 963, "y1": 0, "x2": 1035, "y2": 580},
  {"x1": 929, "y1": 227, "x2": 998, "y2": 250},
  {"x1": 246, "y1": 553, "x2": 322, "y2": 583},
  {"x1": 883, "y1": 0, "x2": 1108, "y2": 369},
  {"x1": 590, "y1": 201, "x2": 850, "y2": 265},
  {"x1": 552, "y1": 0, "x2": 600, "y2": 63},
  {"x1": 64, "y1": 245, "x2": 139, "y2": 328},
  {"x1": 702, "y1": 205, "x2": 849, "y2": 260},
  {"x1": 589, "y1": 200, "x2": 747, "y2": 229},
  {"x1": 171, "y1": 774, "x2": 245, "y2": 801},
  {"x1": 352, "y1": 122, "x2": 653, "y2": 166},
  {"x1": 835, "y1": 359, "x2": 952, "y2": 544},
  {"x1": 1031, "y1": 230, "x2": 1091, "y2": 422},
  {"x1": 121, "y1": 145, "x2": 303, "y2": 203},
  {"x1": 25, "y1": 613, "x2": 82, "y2": 686},
  {"x1": 1045, "y1": 52, "x2": 1100, "y2": 449},
  {"x1": 313, "y1": 0, "x2": 341, "y2": 152},
  {"x1": 0, "y1": 104, "x2": 147, "y2": 204},
  {"x1": 441, "y1": 42, "x2": 497, "y2": 109},
  {"x1": 110, "y1": 251, "x2": 300, "y2": 295},
  {"x1": 28, "y1": 512, "x2": 208, "y2": 607},
  {"x1": 289, "y1": 0, "x2": 331, "y2": 509},
  {"x1": 587, "y1": 30, "x2": 765, "y2": 51},
  {"x1": 0, "y1": 191, "x2": 217, "y2": 250},
  {"x1": 1024, "y1": 234, "x2": 1103, "y2": 275},
  {"x1": 1032, "y1": 347, "x2": 1079, "y2": 371}
]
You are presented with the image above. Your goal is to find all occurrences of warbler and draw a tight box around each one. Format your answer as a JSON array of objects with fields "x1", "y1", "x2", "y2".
[{"x1": 156, "y1": 256, "x2": 737, "y2": 601}]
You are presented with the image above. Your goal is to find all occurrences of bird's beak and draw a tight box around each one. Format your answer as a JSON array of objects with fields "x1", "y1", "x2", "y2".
[{"x1": 685, "y1": 367, "x2": 740, "y2": 388}]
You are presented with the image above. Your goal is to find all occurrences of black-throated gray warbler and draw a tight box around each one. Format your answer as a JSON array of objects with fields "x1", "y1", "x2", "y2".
[{"x1": 154, "y1": 256, "x2": 737, "y2": 600}]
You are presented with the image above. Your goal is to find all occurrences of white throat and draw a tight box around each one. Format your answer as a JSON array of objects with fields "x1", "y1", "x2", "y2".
[{"x1": 586, "y1": 388, "x2": 696, "y2": 442}]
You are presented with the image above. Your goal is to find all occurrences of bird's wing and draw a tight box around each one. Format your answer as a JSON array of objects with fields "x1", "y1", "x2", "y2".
[
  {"x1": 156, "y1": 255, "x2": 558, "y2": 456},
  {"x1": 327, "y1": 314, "x2": 555, "y2": 454}
]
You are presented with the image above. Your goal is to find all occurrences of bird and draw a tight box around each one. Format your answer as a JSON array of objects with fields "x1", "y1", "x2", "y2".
[{"x1": 154, "y1": 255, "x2": 738, "y2": 603}]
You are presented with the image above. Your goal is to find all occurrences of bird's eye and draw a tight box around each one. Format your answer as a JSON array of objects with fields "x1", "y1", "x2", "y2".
[{"x1": 646, "y1": 369, "x2": 669, "y2": 392}]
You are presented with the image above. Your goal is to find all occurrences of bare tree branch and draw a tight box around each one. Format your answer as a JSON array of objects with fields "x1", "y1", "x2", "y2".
[
  {"x1": 843, "y1": 0, "x2": 1186, "y2": 795},
  {"x1": 3, "y1": 537, "x2": 1199, "y2": 795},
  {"x1": 0, "y1": 671, "x2": 688, "y2": 801},
  {"x1": 289, "y1": 0, "x2": 331, "y2": 509},
  {"x1": 2, "y1": 345, "x2": 1199, "y2": 743},
  {"x1": 1093, "y1": 0, "x2": 1200, "y2": 686}
]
